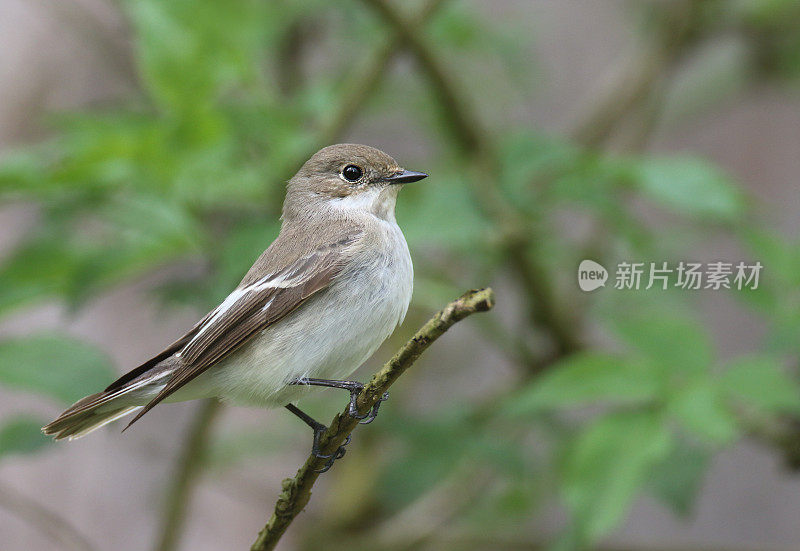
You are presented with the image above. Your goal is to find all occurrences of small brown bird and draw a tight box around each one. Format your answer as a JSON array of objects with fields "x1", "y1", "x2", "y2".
[{"x1": 43, "y1": 143, "x2": 427, "y2": 470}]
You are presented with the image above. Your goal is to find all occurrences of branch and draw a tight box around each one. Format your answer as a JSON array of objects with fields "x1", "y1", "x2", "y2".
[
  {"x1": 357, "y1": 0, "x2": 511, "y2": 219},
  {"x1": 0, "y1": 480, "x2": 98, "y2": 551},
  {"x1": 741, "y1": 412, "x2": 800, "y2": 471},
  {"x1": 567, "y1": 0, "x2": 703, "y2": 148},
  {"x1": 152, "y1": 399, "x2": 221, "y2": 551},
  {"x1": 356, "y1": 1, "x2": 720, "y2": 366},
  {"x1": 316, "y1": 0, "x2": 448, "y2": 147},
  {"x1": 360, "y1": 0, "x2": 484, "y2": 155},
  {"x1": 358, "y1": 0, "x2": 580, "y2": 362},
  {"x1": 249, "y1": 288, "x2": 495, "y2": 551},
  {"x1": 265, "y1": 0, "x2": 448, "y2": 210}
]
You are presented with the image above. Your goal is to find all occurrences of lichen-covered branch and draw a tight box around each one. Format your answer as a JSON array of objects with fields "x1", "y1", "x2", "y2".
[{"x1": 249, "y1": 288, "x2": 495, "y2": 551}]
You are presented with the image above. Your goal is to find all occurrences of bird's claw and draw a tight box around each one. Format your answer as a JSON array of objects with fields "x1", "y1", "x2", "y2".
[
  {"x1": 311, "y1": 426, "x2": 351, "y2": 473},
  {"x1": 348, "y1": 391, "x2": 389, "y2": 424},
  {"x1": 286, "y1": 378, "x2": 390, "y2": 473},
  {"x1": 289, "y1": 378, "x2": 390, "y2": 425}
]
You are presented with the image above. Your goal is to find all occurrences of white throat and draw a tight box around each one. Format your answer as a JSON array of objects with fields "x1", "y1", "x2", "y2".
[{"x1": 329, "y1": 185, "x2": 399, "y2": 222}]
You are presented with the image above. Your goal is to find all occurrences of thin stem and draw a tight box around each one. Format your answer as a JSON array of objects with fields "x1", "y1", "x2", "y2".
[
  {"x1": 360, "y1": 0, "x2": 484, "y2": 155},
  {"x1": 250, "y1": 288, "x2": 495, "y2": 551},
  {"x1": 317, "y1": 0, "x2": 448, "y2": 147},
  {"x1": 567, "y1": 0, "x2": 702, "y2": 148},
  {"x1": 152, "y1": 399, "x2": 221, "y2": 551},
  {"x1": 359, "y1": 0, "x2": 584, "y2": 366},
  {"x1": 276, "y1": 19, "x2": 312, "y2": 97},
  {"x1": 0, "y1": 480, "x2": 98, "y2": 551}
]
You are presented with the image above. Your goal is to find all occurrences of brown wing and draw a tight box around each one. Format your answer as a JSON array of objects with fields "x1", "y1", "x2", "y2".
[{"x1": 123, "y1": 236, "x2": 359, "y2": 429}]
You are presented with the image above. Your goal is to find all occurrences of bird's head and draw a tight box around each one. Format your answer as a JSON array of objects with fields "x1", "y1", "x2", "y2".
[{"x1": 283, "y1": 143, "x2": 427, "y2": 222}]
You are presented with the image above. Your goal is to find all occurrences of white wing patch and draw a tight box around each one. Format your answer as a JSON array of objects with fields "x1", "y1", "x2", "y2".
[
  {"x1": 186, "y1": 267, "x2": 306, "y2": 348},
  {"x1": 188, "y1": 288, "x2": 248, "y2": 345},
  {"x1": 251, "y1": 269, "x2": 307, "y2": 290}
]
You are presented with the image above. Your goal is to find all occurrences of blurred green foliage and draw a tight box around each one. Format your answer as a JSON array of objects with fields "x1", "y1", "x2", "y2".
[
  {"x1": 1, "y1": 1, "x2": 800, "y2": 550},
  {"x1": 0, "y1": 334, "x2": 115, "y2": 404},
  {"x1": 0, "y1": 416, "x2": 51, "y2": 459}
]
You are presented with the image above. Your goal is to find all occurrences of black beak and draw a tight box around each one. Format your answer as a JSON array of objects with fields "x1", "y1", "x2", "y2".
[{"x1": 385, "y1": 169, "x2": 428, "y2": 184}]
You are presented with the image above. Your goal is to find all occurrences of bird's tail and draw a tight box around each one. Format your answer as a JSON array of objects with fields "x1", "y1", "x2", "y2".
[{"x1": 42, "y1": 390, "x2": 143, "y2": 441}]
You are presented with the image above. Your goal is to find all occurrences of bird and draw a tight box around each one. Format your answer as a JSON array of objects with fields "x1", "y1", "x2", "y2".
[{"x1": 43, "y1": 143, "x2": 427, "y2": 470}]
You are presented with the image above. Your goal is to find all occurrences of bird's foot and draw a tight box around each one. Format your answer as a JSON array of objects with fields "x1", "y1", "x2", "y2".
[
  {"x1": 311, "y1": 423, "x2": 350, "y2": 473},
  {"x1": 348, "y1": 389, "x2": 389, "y2": 424},
  {"x1": 290, "y1": 378, "x2": 390, "y2": 424},
  {"x1": 284, "y1": 403, "x2": 350, "y2": 473}
]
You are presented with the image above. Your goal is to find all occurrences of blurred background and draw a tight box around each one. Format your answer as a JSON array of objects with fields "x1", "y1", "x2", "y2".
[{"x1": 1, "y1": 0, "x2": 800, "y2": 550}]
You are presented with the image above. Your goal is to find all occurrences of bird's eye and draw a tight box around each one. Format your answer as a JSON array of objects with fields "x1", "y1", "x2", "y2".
[{"x1": 342, "y1": 164, "x2": 363, "y2": 182}]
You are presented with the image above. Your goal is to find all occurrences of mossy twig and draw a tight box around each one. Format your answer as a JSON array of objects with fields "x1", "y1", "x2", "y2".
[{"x1": 250, "y1": 288, "x2": 495, "y2": 551}]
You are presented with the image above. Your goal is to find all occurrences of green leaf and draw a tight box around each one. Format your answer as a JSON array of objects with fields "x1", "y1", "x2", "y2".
[
  {"x1": 737, "y1": 231, "x2": 800, "y2": 354},
  {"x1": 721, "y1": 356, "x2": 800, "y2": 414},
  {"x1": 648, "y1": 438, "x2": 710, "y2": 517},
  {"x1": 667, "y1": 378, "x2": 740, "y2": 444},
  {"x1": 0, "y1": 147, "x2": 53, "y2": 197},
  {"x1": 547, "y1": 152, "x2": 631, "y2": 212},
  {"x1": 742, "y1": 229, "x2": 800, "y2": 287},
  {"x1": 378, "y1": 412, "x2": 475, "y2": 510},
  {"x1": 504, "y1": 353, "x2": 660, "y2": 415},
  {"x1": 612, "y1": 314, "x2": 713, "y2": 377},
  {"x1": 562, "y1": 411, "x2": 672, "y2": 543},
  {"x1": 0, "y1": 236, "x2": 82, "y2": 315},
  {"x1": 126, "y1": 0, "x2": 274, "y2": 113},
  {"x1": 634, "y1": 156, "x2": 746, "y2": 221},
  {"x1": 498, "y1": 131, "x2": 581, "y2": 209},
  {"x1": 0, "y1": 334, "x2": 115, "y2": 404},
  {"x1": 0, "y1": 415, "x2": 51, "y2": 458}
]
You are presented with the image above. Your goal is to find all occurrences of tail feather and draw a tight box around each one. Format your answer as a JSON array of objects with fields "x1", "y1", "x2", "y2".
[
  {"x1": 43, "y1": 406, "x2": 142, "y2": 440},
  {"x1": 42, "y1": 390, "x2": 143, "y2": 440},
  {"x1": 42, "y1": 369, "x2": 173, "y2": 440}
]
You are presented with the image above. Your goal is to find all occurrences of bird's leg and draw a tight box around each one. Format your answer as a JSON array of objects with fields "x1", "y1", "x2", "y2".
[
  {"x1": 284, "y1": 403, "x2": 350, "y2": 473},
  {"x1": 290, "y1": 377, "x2": 389, "y2": 424}
]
